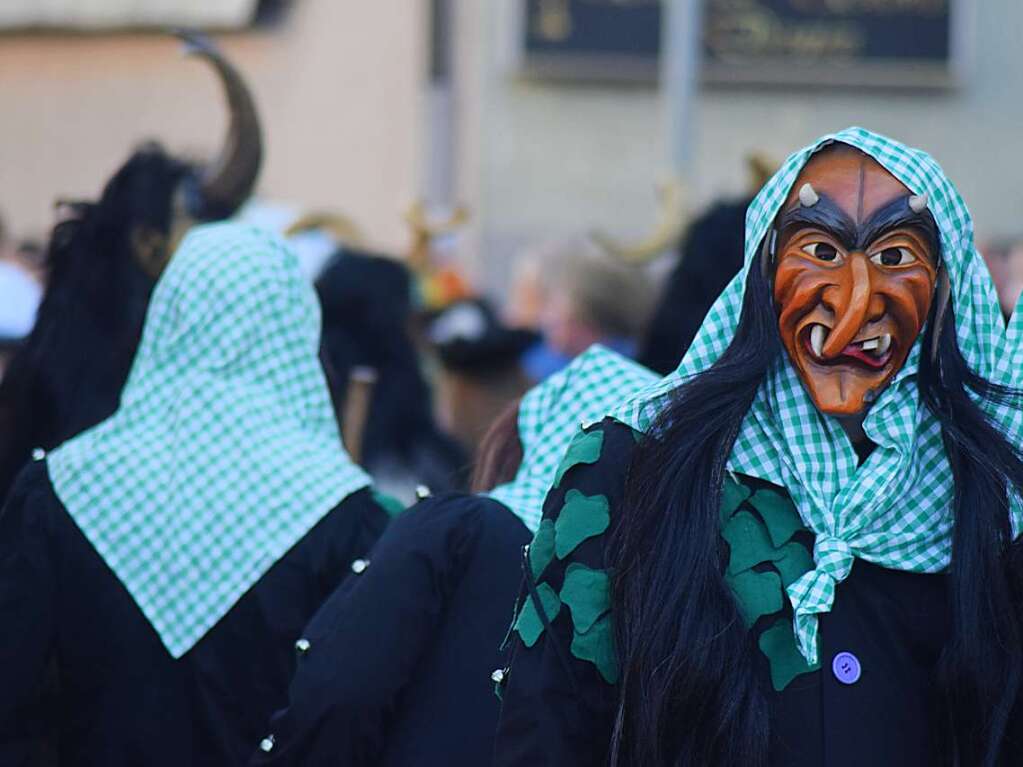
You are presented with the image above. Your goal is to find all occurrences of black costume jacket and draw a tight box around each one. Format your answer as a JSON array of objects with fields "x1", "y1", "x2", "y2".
[
  {"x1": 0, "y1": 461, "x2": 388, "y2": 767},
  {"x1": 247, "y1": 493, "x2": 530, "y2": 767},
  {"x1": 495, "y1": 419, "x2": 973, "y2": 767}
]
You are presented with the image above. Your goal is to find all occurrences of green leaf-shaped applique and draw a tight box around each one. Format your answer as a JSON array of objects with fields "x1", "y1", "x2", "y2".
[
  {"x1": 514, "y1": 582, "x2": 562, "y2": 648},
  {"x1": 773, "y1": 540, "x2": 814, "y2": 588},
  {"x1": 555, "y1": 490, "x2": 610, "y2": 559},
  {"x1": 528, "y1": 519, "x2": 556, "y2": 580},
  {"x1": 725, "y1": 569, "x2": 784, "y2": 627},
  {"x1": 757, "y1": 617, "x2": 820, "y2": 692},
  {"x1": 553, "y1": 430, "x2": 604, "y2": 488},
  {"x1": 560, "y1": 563, "x2": 611, "y2": 634},
  {"x1": 371, "y1": 489, "x2": 407, "y2": 519},
  {"x1": 722, "y1": 511, "x2": 784, "y2": 575},
  {"x1": 570, "y1": 612, "x2": 619, "y2": 684},
  {"x1": 748, "y1": 488, "x2": 804, "y2": 548},
  {"x1": 720, "y1": 476, "x2": 753, "y2": 525}
]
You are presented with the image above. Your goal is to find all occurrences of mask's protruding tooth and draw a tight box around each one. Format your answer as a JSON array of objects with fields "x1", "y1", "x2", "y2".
[
  {"x1": 810, "y1": 324, "x2": 826, "y2": 358},
  {"x1": 799, "y1": 183, "x2": 820, "y2": 208},
  {"x1": 877, "y1": 333, "x2": 892, "y2": 354},
  {"x1": 861, "y1": 338, "x2": 880, "y2": 351},
  {"x1": 909, "y1": 193, "x2": 929, "y2": 214}
]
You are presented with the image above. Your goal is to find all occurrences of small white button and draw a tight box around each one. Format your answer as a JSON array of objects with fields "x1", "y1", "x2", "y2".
[
  {"x1": 31, "y1": 448, "x2": 46, "y2": 461},
  {"x1": 491, "y1": 668, "x2": 506, "y2": 684},
  {"x1": 415, "y1": 484, "x2": 432, "y2": 500},
  {"x1": 295, "y1": 638, "x2": 311, "y2": 655},
  {"x1": 351, "y1": 558, "x2": 369, "y2": 574},
  {"x1": 259, "y1": 734, "x2": 275, "y2": 753}
]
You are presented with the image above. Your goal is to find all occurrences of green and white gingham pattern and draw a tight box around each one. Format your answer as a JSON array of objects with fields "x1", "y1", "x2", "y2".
[
  {"x1": 47, "y1": 222, "x2": 371, "y2": 658},
  {"x1": 488, "y1": 345, "x2": 657, "y2": 532},
  {"x1": 613, "y1": 127, "x2": 1023, "y2": 665}
]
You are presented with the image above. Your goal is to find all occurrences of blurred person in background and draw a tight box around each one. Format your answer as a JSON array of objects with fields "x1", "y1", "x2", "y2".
[
  {"x1": 247, "y1": 346, "x2": 656, "y2": 767},
  {"x1": 505, "y1": 255, "x2": 546, "y2": 332},
  {"x1": 426, "y1": 298, "x2": 537, "y2": 460},
  {"x1": 0, "y1": 214, "x2": 42, "y2": 377},
  {"x1": 316, "y1": 248, "x2": 469, "y2": 502},
  {"x1": 516, "y1": 235, "x2": 655, "y2": 381},
  {"x1": 637, "y1": 197, "x2": 749, "y2": 374},
  {"x1": 13, "y1": 239, "x2": 47, "y2": 275},
  {"x1": 639, "y1": 156, "x2": 774, "y2": 375},
  {"x1": 0, "y1": 224, "x2": 390, "y2": 767},
  {"x1": 980, "y1": 237, "x2": 1023, "y2": 321}
]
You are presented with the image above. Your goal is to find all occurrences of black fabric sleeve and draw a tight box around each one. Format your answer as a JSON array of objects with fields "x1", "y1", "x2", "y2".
[
  {"x1": 248, "y1": 493, "x2": 514, "y2": 767},
  {"x1": 493, "y1": 418, "x2": 637, "y2": 767},
  {"x1": 0, "y1": 462, "x2": 58, "y2": 766}
]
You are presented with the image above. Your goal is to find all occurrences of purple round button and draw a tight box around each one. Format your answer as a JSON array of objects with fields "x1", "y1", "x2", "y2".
[{"x1": 832, "y1": 651, "x2": 861, "y2": 685}]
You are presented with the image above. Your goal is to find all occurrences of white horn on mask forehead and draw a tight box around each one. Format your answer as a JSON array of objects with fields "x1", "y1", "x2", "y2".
[
  {"x1": 799, "y1": 183, "x2": 819, "y2": 208},
  {"x1": 909, "y1": 193, "x2": 929, "y2": 214}
]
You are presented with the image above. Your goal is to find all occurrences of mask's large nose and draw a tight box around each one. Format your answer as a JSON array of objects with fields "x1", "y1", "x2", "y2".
[{"x1": 822, "y1": 253, "x2": 872, "y2": 358}]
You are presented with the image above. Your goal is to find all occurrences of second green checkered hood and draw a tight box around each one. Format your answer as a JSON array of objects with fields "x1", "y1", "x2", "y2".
[
  {"x1": 614, "y1": 127, "x2": 1023, "y2": 665},
  {"x1": 47, "y1": 223, "x2": 371, "y2": 658},
  {"x1": 489, "y1": 345, "x2": 656, "y2": 533}
]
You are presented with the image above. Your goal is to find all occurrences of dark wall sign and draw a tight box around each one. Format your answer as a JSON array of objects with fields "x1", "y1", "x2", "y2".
[
  {"x1": 704, "y1": 0, "x2": 957, "y2": 87},
  {"x1": 521, "y1": 0, "x2": 662, "y2": 82},
  {"x1": 519, "y1": 0, "x2": 959, "y2": 88}
]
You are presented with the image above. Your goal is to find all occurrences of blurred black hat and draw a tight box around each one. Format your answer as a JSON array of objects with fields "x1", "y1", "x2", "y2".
[{"x1": 426, "y1": 299, "x2": 538, "y2": 375}]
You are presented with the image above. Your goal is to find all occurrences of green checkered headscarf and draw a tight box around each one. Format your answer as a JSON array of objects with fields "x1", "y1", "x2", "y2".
[
  {"x1": 614, "y1": 127, "x2": 1023, "y2": 665},
  {"x1": 47, "y1": 222, "x2": 371, "y2": 658},
  {"x1": 489, "y1": 345, "x2": 656, "y2": 533}
]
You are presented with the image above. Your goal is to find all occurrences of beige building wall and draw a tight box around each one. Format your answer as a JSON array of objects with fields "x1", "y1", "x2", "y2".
[
  {"x1": 0, "y1": 0, "x2": 427, "y2": 252},
  {"x1": 450, "y1": 0, "x2": 667, "y2": 286},
  {"x1": 4, "y1": 2, "x2": 1020, "y2": 289},
  {"x1": 454, "y1": 0, "x2": 1023, "y2": 289}
]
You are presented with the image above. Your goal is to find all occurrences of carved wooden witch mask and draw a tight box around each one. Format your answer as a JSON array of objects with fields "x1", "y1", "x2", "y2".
[{"x1": 772, "y1": 145, "x2": 939, "y2": 416}]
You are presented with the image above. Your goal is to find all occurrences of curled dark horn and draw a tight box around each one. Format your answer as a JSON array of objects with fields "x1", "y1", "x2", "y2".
[{"x1": 176, "y1": 30, "x2": 263, "y2": 219}]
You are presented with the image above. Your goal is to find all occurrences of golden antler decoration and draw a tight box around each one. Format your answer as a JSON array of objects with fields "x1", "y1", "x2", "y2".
[
  {"x1": 285, "y1": 211, "x2": 364, "y2": 246},
  {"x1": 590, "y1": 178, "x2": 688, "y2": 264},
  {"x1": 746, "y1": 152, "x2": 778, "y2": 195},
  {"x1": 404, "y1": 200, "x2": 470, "y2": 271}
]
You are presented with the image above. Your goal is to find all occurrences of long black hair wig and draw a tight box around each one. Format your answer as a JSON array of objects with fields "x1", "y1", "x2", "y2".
[
  {"x1": 0, "y1": 146, "x2": 188, "y2": 502},
  {"x1": 608, "y1": 206, "x2": 1023, "y2": 765}
]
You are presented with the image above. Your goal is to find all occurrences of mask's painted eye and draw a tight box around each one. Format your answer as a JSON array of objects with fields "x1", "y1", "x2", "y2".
[
  {"x1": 870, "y1": 247, "x2": 915, "y2": 267},
  {"x1": 801, "y1": 242, "x2": 839, "y2": 261}
]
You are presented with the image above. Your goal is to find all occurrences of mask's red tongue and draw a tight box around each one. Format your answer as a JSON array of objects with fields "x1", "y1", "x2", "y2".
[{"x1": 840, "y1": 343, "x2": 887, "y2": 369}]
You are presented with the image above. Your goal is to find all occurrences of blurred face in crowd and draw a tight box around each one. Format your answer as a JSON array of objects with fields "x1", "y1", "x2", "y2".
[
  {"x1": 772, "y1": 146, "x2": 939, "y2": 416},
  {"x1": 130, "y1": 200, "x2": 196, "y2": 279},
  {"x1": 506, "y1": 257, "x2": 546, "y2": 330},
  {"x1": 542, "y1": 291, "x2": 605, "y2": 358}
]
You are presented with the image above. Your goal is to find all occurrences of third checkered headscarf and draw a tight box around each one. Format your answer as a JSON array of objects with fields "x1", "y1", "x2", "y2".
[{"x1": 614, "y1": 127, "x2": 1023, "y2": 665}]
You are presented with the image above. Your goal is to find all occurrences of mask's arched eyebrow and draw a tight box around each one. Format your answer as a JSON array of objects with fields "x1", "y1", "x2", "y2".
[
  {"x1": 857, "y1": 195, "x2": 939, "y2": 255},
  {"x1": 775, "y1": 193, "x2": 857, "y2": 251}
]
